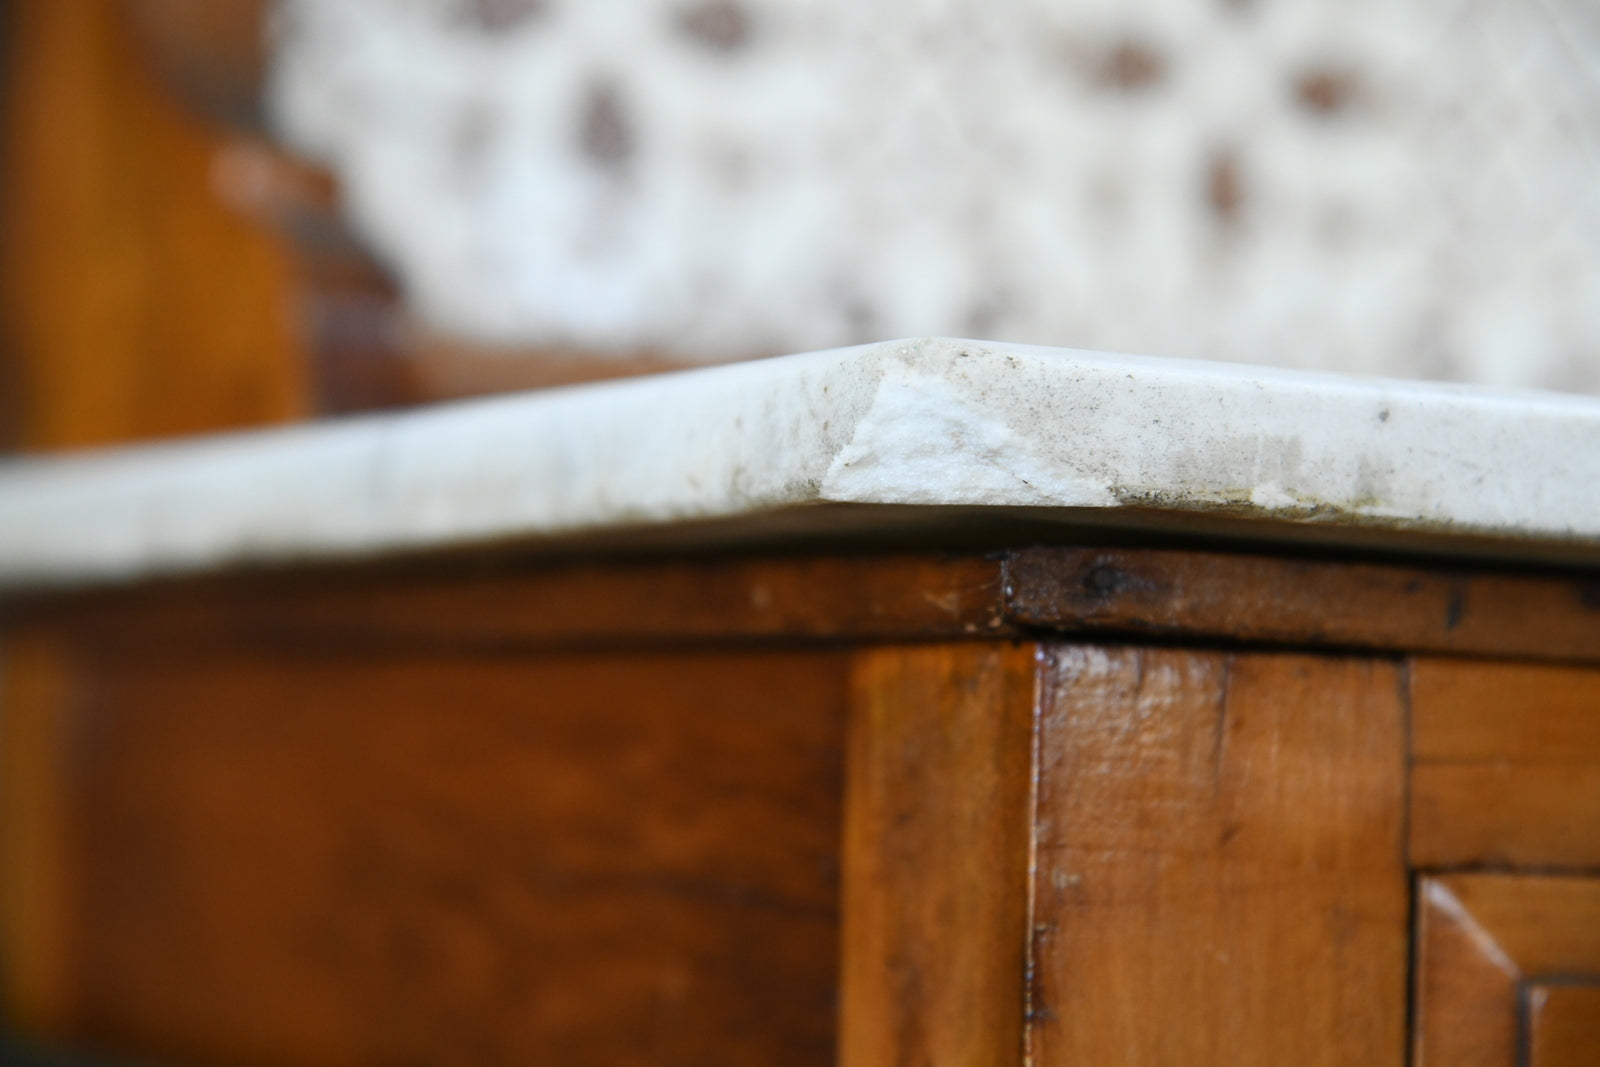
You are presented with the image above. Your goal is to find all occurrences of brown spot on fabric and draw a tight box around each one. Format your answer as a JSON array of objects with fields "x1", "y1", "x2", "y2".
[
  {"x1": 1097, "y1": 40, "x2": 1166, "y2": 91},
  {"x1": 452, "y1": 105, "x2": 495, "y2": 173},
  {"x1": 676, "y1": 1, "x2": 752, "y2": 52},
  {"x1": 708, "y1": 143, "x2": 755, "y2": 190},
  {"x1": 1206, "y1": 149, "x2": 1244, "y2": 224},
  {"x1": 579, "y1": 82, "x2": 633, "y2": 169},
  {"x1": 965, "y1": 299, "x2": 1001, "y2": 338},
  {"x1": 842, "y1": 297, "x2": 878, "y2": 342},
  {"x1": 1295, "y1": 67, "x2": 1358, "y2": 116},
  {"x1": 452, "y1": 0, "x2": 544, "y2": 33}
]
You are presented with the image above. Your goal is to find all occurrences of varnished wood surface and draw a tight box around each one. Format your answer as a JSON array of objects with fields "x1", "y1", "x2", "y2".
[
  {"x1": 1529, "y1": 986, "x2": 1600, "y2": 1067},
  {"x1": 58, "y1": 645, "x2": 847, "y2": 1066},
  {"x1": 840, "y1": 644, "x2": 1036, "y2": 1067},
  {"x1": 1412, "y1": 659, "x2": 1600, "y2": 759},
  {"x1": 1006, "y1": 546, "x2": 1600, "y2": 663},
  {"x1": 1413, "y1": 879, "x2": 1521, "y2": 1066},
  {"x1": 0, "y1": 634, "x2": 79, "y2": 1036},
  {"x1": 1410, "y1": 659, "x2": 1600, "y2": 868},
  {"x1": 1415, "y1": 875, "x2": 1600, "y2": 1067},
  {"x1": 9, "y1": 543, "x2": 1600, "y2": 1065},
  {"x1": 11, "y1": 554, "x2": 1012, "y2": 650},
  {"x1": 0, "y1": 0, "x2": 308, "y2": 451},
  {"x1": 1029, "y1": 647, "x2": 1409, "y2": 1066},
  {"x1": 17, "y1": 545, "x2": 1600, "y2": 662}
]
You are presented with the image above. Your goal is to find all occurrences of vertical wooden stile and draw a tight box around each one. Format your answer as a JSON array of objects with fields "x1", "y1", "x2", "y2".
[
  {"x1": 840, "y1": 643, "x2": 1038, "y2": 1067},
  {"x1": 1027, "y1": 647, "x2": 1409, "y2": 1066},
  {"x1": 0, "y1": 630, "x2": 79, "y2": 1037}
]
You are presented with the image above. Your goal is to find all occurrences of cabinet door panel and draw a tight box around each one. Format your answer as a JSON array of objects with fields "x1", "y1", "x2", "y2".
[
  {"x1": 1529, "y1": 986, "x2": 1600, "y2": 1067},
  {"x1": 1415, "y1": 874, "x2": 1600, "y2": 1067},
  {"x1": 11, "y1": 644, "x2": 848, "y2": 1067}
]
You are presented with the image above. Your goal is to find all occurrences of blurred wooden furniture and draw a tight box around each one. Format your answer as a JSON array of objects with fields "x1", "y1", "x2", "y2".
[
  {"x1": 0, "y1": 0, "x2": 307, "y2": 450},
  {"x1": 0, "y1": 0, "x2": 690, "y2": 453},
  {"x1": 1, "y1": 338, "x2": 1598, "y2": 1065}
]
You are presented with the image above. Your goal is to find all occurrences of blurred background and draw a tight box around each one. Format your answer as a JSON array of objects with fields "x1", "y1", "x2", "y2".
[{"x1": 1, "y1": 0, "x2": 1597, "y2": 455}]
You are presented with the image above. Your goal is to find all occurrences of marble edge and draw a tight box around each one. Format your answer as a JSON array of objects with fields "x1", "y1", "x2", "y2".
[{"x1": 2, "y1": 337, "x2": 1599, "y2": 591}]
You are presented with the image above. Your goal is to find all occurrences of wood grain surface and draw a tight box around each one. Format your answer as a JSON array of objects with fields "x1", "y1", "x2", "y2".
[
  {"x1": 20, "y1": 545, "x2": 1600, "y2": 662},
  {"x1": 840, "y1": 643, "x2": 1037, "y2": 1067},
  {"x1": 61, "y1": 645, "x2": 848, "y2": 1066},
  {"x1": 1028, "y1": 646, "x2": 1409, "y2": 1066},
  {"x1": 1005, "y1": 547, "x2": 1600, "y2": 663},
  {"x1": 1411, "y1": 658, "x2": 1600, "y2": 868},
  {"x1": 11, "y1": 544, "x2": 1600, "y2": 1066},
  {"x1": 1528, "y1": 985, "x2": 1600, "y2": 1067},
  {"x1": 15, "y1": 553, "x2": 1012, "y2": 651},
  {"x1": 1415, "y1": 874, "x2": 1600, "y2": 1067},
  {"x1": 0, "y1": 633, "x2": 80, "y2": 1037}
]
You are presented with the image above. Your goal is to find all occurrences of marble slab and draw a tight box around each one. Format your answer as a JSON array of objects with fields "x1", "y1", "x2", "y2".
[{"x1": 3, "y1": 338, "x2": 1599, "y2": 590}]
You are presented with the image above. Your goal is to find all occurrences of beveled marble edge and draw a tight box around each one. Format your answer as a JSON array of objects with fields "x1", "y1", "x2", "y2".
[{"x1": 3, "y1": 337, "x2": 1599, "y2": 591}]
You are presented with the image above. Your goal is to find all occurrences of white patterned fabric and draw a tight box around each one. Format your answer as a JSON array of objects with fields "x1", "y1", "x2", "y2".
[{"x1": 271, "y1": 0, "x2": 1600, "y2": 391}]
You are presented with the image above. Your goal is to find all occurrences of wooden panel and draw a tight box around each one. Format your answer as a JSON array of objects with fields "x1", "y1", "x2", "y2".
[
  {"x1": 26, "y1": 544, "x2": 1600, "y2": 656},
  {"x1": 840, "y1": 644, "x2": 1036, "y2": 1067},
  {"x1": 0, "y1": 0, "x2": 307, "y2": 450},
  {"x1": 1413, "y1": 879, "x2": 1521, "y2": 1066},
  {"x1": 1413, "y1": 660, "x2": 1600, "y2": 759},
  {"x1": 1416, "y1": 875, "x2": 1600, "y2": 1067},
  {"x1": 1411, "y1": 659, "x2": 1600, "y2": 868},
  {"x1": 20, "y1": 546, "x2": 1600, "y2": 659},
  {"x1": 1529, "y1": 986, "x2": 1600, "y2": 1067},
  {"x1": 1005, "y1": 547, "x2": 1600, "y2": 664},
  {"x1": 1411, "y1": 768, "x2": 1600, "y2": 869},
  {"x1": 15, "y1": 553, "x2": 1013, "y2": 649},
  {"x1": 0, "y1": 633, "x2": 79, "y2": 1036},
  {"x1": 59, "y1": 645, "x2": 846, "y2": 1066},
  {"x1": 1430, "y1": 875, "x2": 1600, "y2": 975},
  {"x1": 1029, "y1": 647, "x2": 1408, "y2": 1066}
]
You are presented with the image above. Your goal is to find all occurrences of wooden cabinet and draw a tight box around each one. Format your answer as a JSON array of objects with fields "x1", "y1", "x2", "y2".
[{"x1": 2, "y1": 546, "x2": 1598, "y2": 1065}]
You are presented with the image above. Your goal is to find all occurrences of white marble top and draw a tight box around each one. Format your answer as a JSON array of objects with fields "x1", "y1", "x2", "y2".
[{"x1": 3, "y1": 338, "x2": 1599, "y2": 591}]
